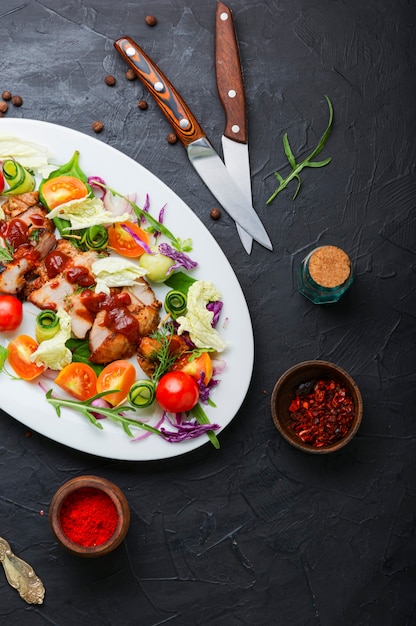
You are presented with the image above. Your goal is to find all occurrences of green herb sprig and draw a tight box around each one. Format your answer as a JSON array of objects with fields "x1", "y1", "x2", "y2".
[
  {"x1": 267, "y1": 95, "x2": 334, "y2": 205},
  {"x1": 150, "y1": 322, "x2": 181, "y2": 383},
  {"x1": 46, "y1": 389, "x2": 163, "y2": 438},
  {"x1": 0, "y1": 241, "x2": 14, "y2": 263}
]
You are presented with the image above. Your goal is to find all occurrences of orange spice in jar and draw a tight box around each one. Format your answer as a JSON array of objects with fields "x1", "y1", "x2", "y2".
[{"x1": 298, "y1": 245, "x2": 353, "y2": 304}]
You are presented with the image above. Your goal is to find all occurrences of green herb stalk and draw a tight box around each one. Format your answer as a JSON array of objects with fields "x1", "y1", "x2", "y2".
[{"x1": 267, "y1": 95, "x2": 334, "y2": 204}]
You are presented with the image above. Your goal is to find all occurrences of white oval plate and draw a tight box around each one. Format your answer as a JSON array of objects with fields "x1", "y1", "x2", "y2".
[{"x1": 0, "y1": 119, "x2": 253, "y2": 461}]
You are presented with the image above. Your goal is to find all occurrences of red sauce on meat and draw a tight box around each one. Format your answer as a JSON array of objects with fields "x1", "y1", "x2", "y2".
[
  {"x1": 29, "y1": 213, "x2": 46, "y2": 227},
  {"x1": 0, "y1": 218, "x2": 30, "y2": 248},
  {"x1": 66, "y1": 266, "x2": 95, "y2": 287},
  {"x1": 44, "y1": 250, "x2": 71, "y2": 279},
  {"x1": 81, "y1": 290, "x2": 141, "y2": 343}
]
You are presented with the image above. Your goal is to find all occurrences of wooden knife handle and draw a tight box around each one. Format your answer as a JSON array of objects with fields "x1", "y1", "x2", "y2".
[
  {"x1": 215, "y1": 2, "x2": 247, "y2": 144},
  {"x1": 114, "y1": 37, "x2": 206, "y2": 147}
]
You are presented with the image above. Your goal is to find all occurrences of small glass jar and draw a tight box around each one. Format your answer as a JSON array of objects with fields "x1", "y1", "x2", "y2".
[{"x1": 298, "y1": 245, "x2": 353, "y2": 304}]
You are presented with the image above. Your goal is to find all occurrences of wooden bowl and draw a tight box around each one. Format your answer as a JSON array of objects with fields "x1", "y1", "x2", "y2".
[
  {"x1": 271, "y1": 360, "x2": 363, "y2": 454},
  {"x1": 49, "y1": 475, "x2": 130, "y2": 557}
]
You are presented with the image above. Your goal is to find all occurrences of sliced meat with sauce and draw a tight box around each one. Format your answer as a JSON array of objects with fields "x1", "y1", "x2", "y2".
[
  {"x1": 27, "y1": 240, "x2": 102, "y2": 338},
  {"x1": 83, "y1": 284, "x2": 162, "y2": 364},
  {"x1": 89, "y1": 310, "x2": 138, "y2": 363},
  {"x1": 0, "y1": 250, "x2": 38, "y2": 295},
  {"x1": 0, "y1": 192, "x2": 57, "y2": 295}
]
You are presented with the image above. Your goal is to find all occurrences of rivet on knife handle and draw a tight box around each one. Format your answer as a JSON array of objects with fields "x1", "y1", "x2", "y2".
[
  {"x1": 114, "y1": 36, "x2": 206, "y2": 147},
  {"x1": 215, "y1": 2, "x2": 247, "y2": 144},
  {"x1": 0, "y1": 537, "x2": 45, "y2": 604}
]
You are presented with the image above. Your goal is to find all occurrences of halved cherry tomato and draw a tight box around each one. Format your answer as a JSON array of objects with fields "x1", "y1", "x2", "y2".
[
  {"x1": 0, "y1": 295, "x2": 23, "y2": 331},
  {"x1": 107, "y1": 221, "x2": 150, "y2": 258},
  {"x1": 172, "y1": 352, "x2": 213, "y2": 384},
  {"x1": 40, "y1": 175, "x2": 88, "y2": 210},
  {"x1": 7, "y1": 335, "x2": 45, "y2": 380},
  {"x1": 55, "y1": 362, "x2": 97, "y2": 401},
  {"x1": 96, "y1": 360, "x2": 136, "y2": 406},
  {"x1": 155, "y1": 371, "x2": 199, "y2": 413}
]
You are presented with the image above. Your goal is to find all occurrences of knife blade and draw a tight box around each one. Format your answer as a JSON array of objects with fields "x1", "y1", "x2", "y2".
[
  {"x1": 114, "y1": 36, "x2": 272, "y2": 251},
  {"x1": 215, "y1": 1, "x2": 253, "y2": 254}
]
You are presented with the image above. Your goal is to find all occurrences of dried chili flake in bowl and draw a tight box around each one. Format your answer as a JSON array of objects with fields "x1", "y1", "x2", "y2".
[
  {"x1": 271, "y1": 360, "x2": 363, "y2": 454},
  {"x1": 288, "y1": 379, "x2": 355, "y2": 447}
]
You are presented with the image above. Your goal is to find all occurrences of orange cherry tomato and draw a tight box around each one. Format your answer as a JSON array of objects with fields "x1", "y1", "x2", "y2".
[
  {"x1": 107, "y1": 221, "x2": 150, "y2": 258},
  {"x1": 171, "y1": 351, "x2": 213, "y2": 384},
  {"x1": 40, "y1": 175, "x2": 89, "y2": 210},
  {"x1": 96, "y1": 360, "x2": 136, "y2": 406},
  {"x1": 55, "y1": 362, "x2": 97, "y2": 401},
  {"x1": 7, "y1": 335, "x2": 45, "y2": 380}
]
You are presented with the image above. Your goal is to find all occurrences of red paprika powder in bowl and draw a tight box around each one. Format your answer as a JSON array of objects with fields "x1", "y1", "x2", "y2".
[
  {"x1": 49, "y1": 475, "x2": 130, "y2": 557},
  {"x1": 271, "y1": 360, "x2": 363, "y2": 454}
]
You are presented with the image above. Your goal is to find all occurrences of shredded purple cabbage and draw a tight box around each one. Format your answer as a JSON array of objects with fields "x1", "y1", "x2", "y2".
[
  {"x1": 197, "y1": 374, "x2": 220, "y2": 403},
  {"x1": 140, "y1": 193, "x2": 150, "y2": 224},
  {"x1": 160, "y1": 419, "x2": 220, "y2": 442},
  {"x1": 152, "y1": 203, "x2": 166, "y2": 239},
  {"x1": 158, "y1": 242, "x2": 198, "y2": 275},
  {"x1": 206, "y1": 301, "x2": 223, "y2": 327},
  {"x1": 120, "y1": 223, "x2": 153, "y2": 254},
  {"x1": 158, "y1": 204, "x2": 166, "y2": 223}
]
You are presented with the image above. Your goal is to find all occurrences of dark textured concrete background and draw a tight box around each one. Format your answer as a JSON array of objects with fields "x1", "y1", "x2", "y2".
[{"x1": 0, "y1": 1, "x2": 415, "y2": 624}]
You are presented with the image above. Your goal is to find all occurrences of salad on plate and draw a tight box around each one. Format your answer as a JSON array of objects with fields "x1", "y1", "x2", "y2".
[{"x1": 0, "y1": 135, "x2": 229, "y2": 450}]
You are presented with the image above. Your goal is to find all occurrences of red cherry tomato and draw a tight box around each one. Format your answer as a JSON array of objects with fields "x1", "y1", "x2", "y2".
[
  {"x1": 0, "y1": 295, "x2": 23, "y2": 331},
  {"x1": 0, "y1": 169, "x2": 4, "y2": 194},
  {"x1": 156, "y1": 371, "x2": 200, "y2": 413}
]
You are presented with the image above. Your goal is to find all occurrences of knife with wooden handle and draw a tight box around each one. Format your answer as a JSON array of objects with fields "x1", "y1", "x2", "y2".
[
  {"x1": 114, "y1": 36, "x2": 272, "y2": 251},
  {"x1": 215, "y1": 1, "x2": 253, "y2": 254}
]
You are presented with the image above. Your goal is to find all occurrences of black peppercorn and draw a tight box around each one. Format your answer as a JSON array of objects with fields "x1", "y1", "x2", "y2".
[
  {"x1": 137, "y1": 99, "x2": 148, "y2": 110},
  {"x1": 2, "y1": 91, "x2": 11, "y2": 101},
  {"x1": 210, "y1": 208, "x2": 221, "y2": 220},
  {"x1": 145, "y1": 15, "x2": 157, "y2": 26},
  {"x1": 0, "y1": 101, "x2": 8, "y2": 113},
  {"x1": 104, "y1": 75, "x2": 116, "y2": 86},
  {"x1": 11, "y1": 95, "x2": 23, "y2": 107}
]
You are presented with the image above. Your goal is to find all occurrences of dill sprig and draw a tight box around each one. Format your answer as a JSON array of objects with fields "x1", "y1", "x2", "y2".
[{"x1": 150, "y1": 322, "x2": 181, "y2": 383}]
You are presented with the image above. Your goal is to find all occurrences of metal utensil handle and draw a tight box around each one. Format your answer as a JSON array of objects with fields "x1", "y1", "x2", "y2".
[
  {"x1": 114, "y1": 36, "x2": 206, "y2": 147},
  {"x1": 215, "y1": 2, "x2": 247, "y2": 143},
  {"x1": 0, "y1": 537, "x2": 45, "y2": 604}
]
